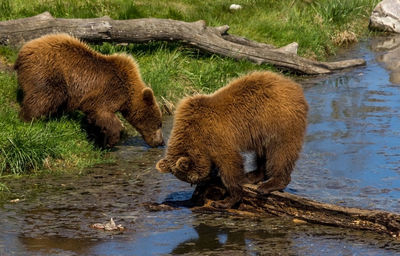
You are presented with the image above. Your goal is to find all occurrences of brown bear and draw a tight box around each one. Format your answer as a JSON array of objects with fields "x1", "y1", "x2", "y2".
[
  {"x1": 14, "y1": 34, "x2": 164, "y2": 147},
  {"x1": 156, "y1": 71, "x2": 308, "y2": 208}
]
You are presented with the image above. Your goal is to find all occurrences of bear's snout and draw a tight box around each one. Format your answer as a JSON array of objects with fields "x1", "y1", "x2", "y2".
[
  {"x1": 144, "y1": 128, "x2": 164, "y2": 147},
  {"x1": 154, "y1": 128, "x2": 164, "y2": 146}
]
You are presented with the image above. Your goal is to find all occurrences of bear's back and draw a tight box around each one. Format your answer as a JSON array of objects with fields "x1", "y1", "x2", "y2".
[
  {"x1": 200, "y1": 71, "x2": 307, "y2": 118},
  {"x1": 15, "y1": 34, "x2": 105, "y2": 71},
  {"x1": 19, "y1": 34, "x2": 94, "y2": 56},
  {"x1": 15, "y1": 34, "x2": 146, "y2": 101},
  {"x1": 212, "y1": 71, "x2": 303, "y2": 102}
]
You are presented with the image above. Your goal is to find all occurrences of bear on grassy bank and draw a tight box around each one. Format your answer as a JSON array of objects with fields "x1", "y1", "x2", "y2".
[
  {"x1": 156, "y1": 71, "x2": 308, "y2": 208},
  {"x1": 14, "y1": 34, "x2": 164, "y2": 147}
]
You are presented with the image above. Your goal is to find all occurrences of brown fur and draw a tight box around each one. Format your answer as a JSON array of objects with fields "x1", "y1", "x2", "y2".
[
  {"x1": 14, "y1": 34, "x2": 164, "y2": 147},
  {"x1": 156, "y1": 71, "x2": 308, "y2": 208}
]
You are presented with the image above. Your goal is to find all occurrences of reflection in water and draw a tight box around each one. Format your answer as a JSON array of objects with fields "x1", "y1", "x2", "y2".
[
  {"x1": 371, "y1": 35, "x2": 400, "y2": 84},
  {"x1": 18, "y1": 237, "x2": 98, "y2": 256},
  {"x1": 171, "y1": 218, "x2": 290, "y2": 255},
  {"x1": 0, "y1": 36, "x2": 400, "y2": 255}
]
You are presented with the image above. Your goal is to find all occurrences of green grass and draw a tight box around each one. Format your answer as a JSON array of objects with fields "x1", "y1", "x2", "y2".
[
  {"x1": 312, "y1": 0, "x2": 371, "y2": 25},
  {"x1": 0, "y1": 0, "x2": 380, "y2": 176},
  {"x1": 0, "y1": 46, "x2": 17, "y2": 62}
]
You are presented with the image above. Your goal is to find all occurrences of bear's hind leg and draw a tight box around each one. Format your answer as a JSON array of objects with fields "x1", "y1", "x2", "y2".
[
  {"x1": 20, "y1": 87, "x2": 67, "y2": 121},
  {"x1": 245, "y1": 154, "x2": 266, "y2": 184},
  {"x1": 86, "y1": 111, "x2": 123, "y2": 147},
  {"x1": 257, "y1": 142, "x2": 300, "y2": 195},
  {"x1": 211, "y1": 152, "x2": 246, "y2": 209}
]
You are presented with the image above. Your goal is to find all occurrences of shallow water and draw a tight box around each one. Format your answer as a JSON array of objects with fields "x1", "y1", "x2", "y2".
[
  {"x1": 1, "y1": 36, "x2": 400, "y2": 255},
  {"x1": 293, "y1": 36, "x2": 400, "y2": 213}
]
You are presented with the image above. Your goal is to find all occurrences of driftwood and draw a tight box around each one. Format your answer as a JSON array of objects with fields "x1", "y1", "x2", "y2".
[
  {"x1": 144, "y1": 179, "x2": 400, "y2": 238},
  {"x1": 0, "y1": 12, "x2": 366, "y2": 75}
]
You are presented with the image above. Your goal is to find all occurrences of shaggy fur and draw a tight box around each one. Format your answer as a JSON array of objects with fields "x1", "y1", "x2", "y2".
[
  {"x1": 14, "y1": 34, "x2": 163, "y2": 147},
  {"x1": 156, "y1": 71, "x2": 308, "y2": 208}
]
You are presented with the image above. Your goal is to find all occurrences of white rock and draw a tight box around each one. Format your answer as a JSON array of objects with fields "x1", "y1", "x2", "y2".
[
  {"x1": 370, "y1": 0, "x2": 400, "y2": 33},
  {"x1": 229, "y1": 4, "x2": 242, "y2": 10}
]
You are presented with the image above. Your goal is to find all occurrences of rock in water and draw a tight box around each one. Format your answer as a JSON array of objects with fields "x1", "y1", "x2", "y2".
[{"x1": 370, "y1": 0, "x2": 400, "y2": 33}]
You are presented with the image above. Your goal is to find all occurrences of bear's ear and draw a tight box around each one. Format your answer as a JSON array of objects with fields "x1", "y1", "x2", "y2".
[
  {"x1": 142, "y1": 88, "x2": 155, "y2": 105},
  {"x1": 176, "y1": 157, "x2": 191, "y2": 171},
  {"x1": 156, "y1": 158, "x2": 170, "y2": 173}
]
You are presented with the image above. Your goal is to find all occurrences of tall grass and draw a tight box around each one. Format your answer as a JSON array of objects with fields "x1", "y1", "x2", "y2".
[
  {"x1": 0, "y1": 0, "x2": 138, "y2": 20},
  {"x1": 312, "y1": 0, "x2": 374, "y2": 25},
  {"x1": 1, "y1": 122, "x2": 62, "y2": 174}
]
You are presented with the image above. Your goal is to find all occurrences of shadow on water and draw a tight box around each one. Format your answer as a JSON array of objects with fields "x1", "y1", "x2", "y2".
[{"x1": 1, "y1": 35, "x2": 400, "y2": 255}]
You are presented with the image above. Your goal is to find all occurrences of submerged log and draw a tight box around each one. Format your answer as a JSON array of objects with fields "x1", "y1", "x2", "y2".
[
  {"x1": 0, "y1": 12, "x2": 365, "y2": 75},
  {"x1": 144, "y1": 178, "x2": 400, "y2": 238}
]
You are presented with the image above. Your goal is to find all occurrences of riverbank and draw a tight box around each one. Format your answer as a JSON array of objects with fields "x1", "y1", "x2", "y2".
[{"x1": 0, "y1": 0, "x2": 380, "y2": 176}]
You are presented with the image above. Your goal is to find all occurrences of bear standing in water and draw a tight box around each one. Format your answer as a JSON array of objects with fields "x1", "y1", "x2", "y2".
[
  {"x1": 14, "y1": 34, "x2": 163, "y2": 147},
  {"x1": 156, "y1": 71, "x2": 308, "y2": 208}
]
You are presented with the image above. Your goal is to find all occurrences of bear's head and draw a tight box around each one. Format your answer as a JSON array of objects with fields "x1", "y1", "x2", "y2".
[
  {"x1": 156, "y1": 155, "x2": 211, "y2": 185},
  {"x1": 124, "y1": 88, "x2": 164, "y2": 147}
]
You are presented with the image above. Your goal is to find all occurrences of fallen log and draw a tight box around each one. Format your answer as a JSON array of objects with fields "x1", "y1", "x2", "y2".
[
  {"x1": 0, "y1": 12, "x2": 366, "y2": 75},
  {"x1": 143, "y1": 179, "x2": 400, "y2": 238}
]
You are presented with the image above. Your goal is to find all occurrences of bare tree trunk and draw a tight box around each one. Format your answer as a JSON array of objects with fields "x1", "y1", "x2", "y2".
[
  {"x1": 144, "y1": 181, "x2": 400, "y2": 238},
  {"x1": 0, "y1": 12, "x2": 365, "y2": 75}
]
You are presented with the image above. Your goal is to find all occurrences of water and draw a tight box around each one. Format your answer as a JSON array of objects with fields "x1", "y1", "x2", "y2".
[
  {"x1": 293, "y1": 35, "x2": 400, "y2": 212},
  {"x1": 1, "y1": 36, "x2": 400, "y2": 255}
]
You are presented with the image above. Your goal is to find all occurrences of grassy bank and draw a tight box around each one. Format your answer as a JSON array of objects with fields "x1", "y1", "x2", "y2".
[{"x1": 0, "y1": 0, "x2": 379, "y2": 177}]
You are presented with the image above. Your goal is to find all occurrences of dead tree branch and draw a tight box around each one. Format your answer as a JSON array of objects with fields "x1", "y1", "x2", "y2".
[{"x1": 0, "y1": 12, "x2": 366, "y2": 74}]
